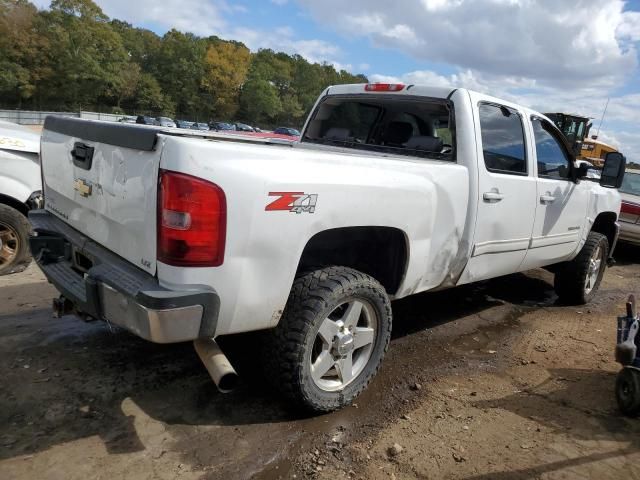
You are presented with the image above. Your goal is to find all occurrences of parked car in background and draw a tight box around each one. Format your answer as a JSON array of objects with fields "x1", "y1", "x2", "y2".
[
  {"x1": 234, "y1": 122, "x2": 255, "y2": 132},
  {"x1": 0, "y1": 120, "x2": 42, "y2": 275},
  {"x1": 136, "y1": 115, "x2": 158, "y2": 126},
  {"x1": 619, "y1": 169, "x2": 640, "y2": 246},
  {"x1": 156, "y1": 117, "x2": 176, "y2": 128},
  {"x1": 118, "y1": 116, "x2": 137, "y2": 124},
  {"x1": 190, "y1": 122, "x2": 210, "y2": 131},
  {"x1": 210, "y1": 122, "x2": 236, "y2": 131},
  {"x1": 176, "y1": 120, "x2": 194, "y2": 129},
  {"x1": 274, "y1": 127, "x2": 301, "y2": 137}
]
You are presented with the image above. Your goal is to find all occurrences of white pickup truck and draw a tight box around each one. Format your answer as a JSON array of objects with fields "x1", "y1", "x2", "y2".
[
  {"x1": 0, "y1": 120, "x2": 42, "y2": 275},
  {"x1": 30, "y1": 83, "x2": 626, "y2": 412}
]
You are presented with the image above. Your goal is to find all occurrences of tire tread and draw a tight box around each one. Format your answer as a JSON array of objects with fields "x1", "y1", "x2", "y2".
[{"x1": 263, "y1": 266, "x2": 392, "y2": 412}]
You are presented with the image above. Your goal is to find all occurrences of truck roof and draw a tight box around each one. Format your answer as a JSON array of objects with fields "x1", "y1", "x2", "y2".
[{"x1": 323, "y1": 83, "x2": 550, "y2": 123}]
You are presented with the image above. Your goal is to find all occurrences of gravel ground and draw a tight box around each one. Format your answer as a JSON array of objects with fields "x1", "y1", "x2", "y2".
[{"x1": 2, "y1": 244, "x2": 640, "y2": 480}]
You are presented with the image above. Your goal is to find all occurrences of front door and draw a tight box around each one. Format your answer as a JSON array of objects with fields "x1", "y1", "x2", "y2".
[
  {"x1": 520, "y1": 117, "x2": 589, "y2": 270},
  {"x1": 460, "y1": 100, "x2": 537, "y2": 284}
]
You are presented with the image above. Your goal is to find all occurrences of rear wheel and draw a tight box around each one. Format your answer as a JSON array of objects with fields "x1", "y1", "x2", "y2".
[
  {"x1": 554, "y1": 231, "x2": 608, "y2": 305},
  {"x1": 0, "y1": 204, "x2": 32, "y2": 276},
  {"x1": 265, "y1": 266, "x2": 392, "y2": 412}
]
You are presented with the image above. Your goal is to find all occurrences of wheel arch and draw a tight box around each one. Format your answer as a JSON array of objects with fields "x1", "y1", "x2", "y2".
[
  {"x1": 0, "y1": 193, "x2": 29, "y2": 217},
  {"x1": 296, "y1": 226, "x2": 409, "y2": 296},
  {"x1": 591, "y1": 211, "x2": 618, "y2": 251}
]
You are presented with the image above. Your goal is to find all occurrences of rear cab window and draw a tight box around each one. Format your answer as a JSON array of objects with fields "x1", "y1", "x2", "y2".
[{"x1": 301, "y1": 95, "x2": 454, "y2": 161}]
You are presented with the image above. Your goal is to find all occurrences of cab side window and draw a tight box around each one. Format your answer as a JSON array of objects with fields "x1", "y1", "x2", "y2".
[
  {"x1": 478, "y1": 103, "x2": 527, "y2": 175},
  {"x1": 532, "y1": 118, "x2": 571, "y2": 179}
]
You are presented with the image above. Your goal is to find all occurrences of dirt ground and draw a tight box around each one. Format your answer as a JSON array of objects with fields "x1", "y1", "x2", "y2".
[{"x1": 2, "y1": 245, "x2": 640, "y2": 480}]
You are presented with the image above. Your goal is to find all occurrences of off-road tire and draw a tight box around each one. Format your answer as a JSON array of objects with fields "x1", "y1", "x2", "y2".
[
  {"x1": 616, "y1": 368, "x2": 640, "y2": 417},
  {"x1": 264, "y1": 266, "x2": 392, "y2": 412},
  {"x1": 0, "y1": 204, "x2": 32, "y2": 276},
  {"x1": 554, "y1": 231, "x2": 608, "y2": 305}
]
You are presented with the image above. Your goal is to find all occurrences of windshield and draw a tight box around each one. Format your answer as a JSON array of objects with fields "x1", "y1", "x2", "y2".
[
  {"x1": 302, "y1": 95, "x2": 454, "y2": 161},
  {"x1": 620, "y1": 171, "x2": 640, "y2": 196}
]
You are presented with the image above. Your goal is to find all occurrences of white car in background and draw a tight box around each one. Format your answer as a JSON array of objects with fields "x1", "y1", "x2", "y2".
[
  {"x1": 0, "y1": 120, "x2": 42, "y2": 274},
  {"x1": 619, "y1": 169, "x2": 640, "y2": 245}
]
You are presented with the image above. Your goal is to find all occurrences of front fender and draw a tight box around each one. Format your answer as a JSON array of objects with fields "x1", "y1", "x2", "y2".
[{"x1": 0, "y1": 149, "x2": 41, "y2": 203}]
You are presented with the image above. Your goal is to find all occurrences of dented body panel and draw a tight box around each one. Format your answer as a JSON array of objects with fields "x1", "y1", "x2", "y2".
[
  {"x1": 40, "y1": 129, "x2": 163, "y2": 275},
  {"x1": 157, "y1": 135, "x2": 469, "y2": 334}
]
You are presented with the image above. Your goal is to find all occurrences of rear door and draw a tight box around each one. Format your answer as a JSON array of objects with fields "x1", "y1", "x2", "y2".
[
  {"x1": 41, "y1": 118, "x2": 163, "y2": 275},
  {"x1": 461, "y1": 97, "x2": 537, "y2": 282},
  {"x1": 520, "y1": 116, "x2": 589, "y2": 269}
]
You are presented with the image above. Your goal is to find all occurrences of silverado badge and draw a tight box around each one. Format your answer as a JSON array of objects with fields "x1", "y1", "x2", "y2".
[{"x1": 74, "y1": 178, "x2": 92, "y2": 197}]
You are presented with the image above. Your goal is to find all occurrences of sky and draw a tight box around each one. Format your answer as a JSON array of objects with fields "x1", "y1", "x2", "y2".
[{"x1": 32, "y1": 0, "x2": 640, "y2": 159}]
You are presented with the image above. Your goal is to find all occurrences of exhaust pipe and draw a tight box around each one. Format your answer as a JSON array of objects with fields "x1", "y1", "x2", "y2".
[{"x1": 193, "y1": 338, "x2": 239, "y2": 393}]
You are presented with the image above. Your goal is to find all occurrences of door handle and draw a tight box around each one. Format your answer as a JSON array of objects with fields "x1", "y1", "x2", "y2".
[
  {"x1": 71, "y1": 142, "x2": 94, "y2": 171},
  {"x1": 540, "y1": 194, "x2": 556, "y2": 204},
  {"x1": 483, "y1": 191, "x2": 504, "y2": 202}
]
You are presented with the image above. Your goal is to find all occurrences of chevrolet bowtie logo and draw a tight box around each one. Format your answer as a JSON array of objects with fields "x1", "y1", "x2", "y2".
[{"x1": 74, "y1": 178, "x2": 92, "y2": 197}]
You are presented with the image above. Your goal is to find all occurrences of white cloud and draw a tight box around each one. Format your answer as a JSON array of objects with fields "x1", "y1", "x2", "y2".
[
  {"x1": 618, "y1": 10, "x2": 640, "y2": 41},
  {"x1": 299, "y1": 0, "x2": 639, "y2": 88},
  {"x1": 231, "y1": 26, "x2": 341, "y2": 64}
]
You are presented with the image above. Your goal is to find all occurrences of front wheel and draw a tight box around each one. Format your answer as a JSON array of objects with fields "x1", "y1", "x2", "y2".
[
  {"x1": 554, "y1": 231, "x2": 608, "y2": 305},
  {"x1": 0, "y1": 204, "x2": 32, "y2": 276},
  {"x1": 265, "y1": 266, "x2": 392, "y2": 412},
  {"x1": 616, "y1": 368, "x2": 640, "y2": 417}
]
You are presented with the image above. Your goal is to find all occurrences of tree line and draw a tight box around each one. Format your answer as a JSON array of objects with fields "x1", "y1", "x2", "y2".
[{"x1": 0, "y1": 0, "x2": 368, "y2": 127}]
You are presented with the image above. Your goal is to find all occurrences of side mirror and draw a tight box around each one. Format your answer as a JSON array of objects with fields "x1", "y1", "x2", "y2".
[
  {"x1": 600, "y1": 152, "x2": 626, "y2": 189},
  {"x1": 575, "y1": 162, "x2": 590, "y2": 179}
]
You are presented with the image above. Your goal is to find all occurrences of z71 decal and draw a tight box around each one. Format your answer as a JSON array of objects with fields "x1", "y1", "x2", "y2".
[{"x1": 266, "y1": 192, "x2": 318, "y2": 214}]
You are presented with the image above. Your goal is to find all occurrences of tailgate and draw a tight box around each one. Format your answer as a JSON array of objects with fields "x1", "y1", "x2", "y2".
[{"x1": 41, "y1": 116, "x2": 163, "y2": 275}]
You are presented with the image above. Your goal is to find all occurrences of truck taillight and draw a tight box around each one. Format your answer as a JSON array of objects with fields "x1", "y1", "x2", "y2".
[
  {"x1": 621, "y1": 201, "x2": 640, "y2": 216},
  {"x1": 158, "y1": 169, "x2": 226, "y2": 267},
  {"x1": 364, "y1": 83, "x2": 405, "y2": 92}
]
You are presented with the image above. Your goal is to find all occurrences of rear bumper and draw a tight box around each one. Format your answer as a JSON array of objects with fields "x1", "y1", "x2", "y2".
[{"x1": 28, "y1": 210, "x2": 219, "y2": 343}]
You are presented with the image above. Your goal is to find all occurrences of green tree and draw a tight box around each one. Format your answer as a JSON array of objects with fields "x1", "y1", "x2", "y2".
[
  {"x1": 202, "y1": 39, "x2": 251, "y2": 120},
  {"x1": 135, "y1": 72, "x2": 174, "y2": 115},
  {"x1": 240, "y1": 78, "x2": 282, "y2": 125},
  {"x1": 41, "y1": 0, "x2": 129, "y2": 109},
  {"x1": 109, "y1": 61, "x2": 141, "y2": 109},
  {"x1": 151, "y1": 29, "x2": 206, "y2": 117},
  {"x1": 110, "y1": 20, "x2": 161, "y2": 71},
  {"x1": 0, "y1": 0, "x2": 50, "y2": 107}
]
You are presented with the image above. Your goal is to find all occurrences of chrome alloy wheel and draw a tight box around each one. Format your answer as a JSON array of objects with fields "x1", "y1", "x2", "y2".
[
  {"x1": 309, "y1": 299, "x2": 377, "y2": 392},
  {"x1": 585, "y1": 245, "x2": 603, "y2": 295}
]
